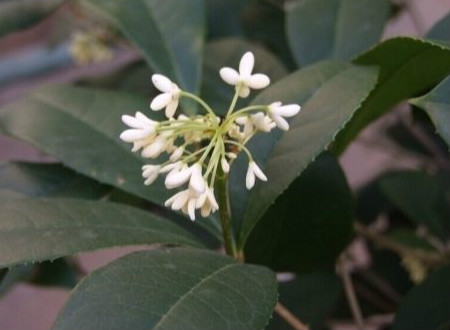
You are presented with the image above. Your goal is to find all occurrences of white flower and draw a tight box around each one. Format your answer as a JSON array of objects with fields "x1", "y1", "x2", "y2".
[
  {"x1": 165, "y1": 188, "x2": 205, "y2": 221},
  {"x1": 251, "y1": 112, "x2": 276, "y2": 132},
  {"x1": 150, "y1": 74, "x2": 180, "y2": 118},
  {"x1": 221, "y1": 157, "x2": 230, "y2": 174},
  {"x1": 196, "y1": 187, "x2": 219, "y2": 218},
  {"x1": 268, "y1": 102, "x2": 301, "y2": 131},
  {"x1": 120, "y1": 112, "x2": 157, "y2": 143},
  {"x1": 141, "y1": 135, "x2": 169, "y2": 158},
  {"x1": 220, "y1": 52, "x2": 270, "y2": 98},
  {"x1": 189, "y1": 163, "x2": 206, "y2": 194},
  {"x1": 142, "y1": 165, "x2": 160, "y2": 185},
  {"x1": 246, "y1": 161, "x2": 267, "y2": 189},
  {"x1": 170, "y1": 146, "x2": 184, "y2": 162},
  {"x1": 165, "y1": 163, "x2": 192, "y2": 189}
]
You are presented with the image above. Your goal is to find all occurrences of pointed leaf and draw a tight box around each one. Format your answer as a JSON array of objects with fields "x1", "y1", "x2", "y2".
[
  {"x1": 286, "y1": 0, "x2": 390, "y2": 66},
  {"x1": 410, "y1": 75, "x2": 450, "y2": 148},
  {"x1": 53, "y1": 248, "x2": 277, "y2": 330},
  {"x1": 0, "y1": 199, "x2": 202, "y2": 268},
  {"x1": 81, "y1": 0, "x2": 205, "y2": 94},
  {"x1": 0, "y1": 162, "x2": 109, "y2": 199},
  {"x1": 236, "y1": 62, "x2": 377, "y2": 246},
  {"x1": 333, "y1": 37, "x2": 450, "y2": 154}
]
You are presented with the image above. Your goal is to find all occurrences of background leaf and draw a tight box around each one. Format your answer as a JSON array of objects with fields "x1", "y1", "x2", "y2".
[
  {"x1": 244, "y1": 153, "x2": 354, "y2": 273},
  {"x1": 393, "y1": 266, "x2": 450, "y2": 330},
  {"x1": 0, "y1": 0, "x2": 64, "y2": 37},
  {"x1": 379, "y1": 171, "x2": 450, "y2": 242},
  {"x1": 286, "y1": 0, "x2": 390, "y2": 67},
  {"x1": 0, "y1": 199, "x2": 202, "y2": 268},
  {"x1": 201, "y1": 38, "x2": 287, "y2": 116},
  {"x1": 268, "y1": 272, "x2": 342, "y2": 330},
  {"x1": 410, "y1": 75, "x2": 450, "y2": 148},
  {"x1": 426, "y1": 12, "x2": 450, "y2": 42},
  {"x1": 236, "y1": 62, "x2": 377, "y2": 247},
  {"x1": 53, "y1": 248, "x2": 277, "y2": 330},
  {"x1": 333, "y1": 37, "x2": 450, "y2": 154},
  {"x1": 0, "y1": 162, "x2": 109, "y2": 199},
  {"x1": 80, "y1": 0, "x2": 205, "y2": 95}
]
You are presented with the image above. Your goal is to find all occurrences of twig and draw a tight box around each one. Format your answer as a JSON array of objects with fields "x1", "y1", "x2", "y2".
[
  {"x1": 338, "y1": 257, "x2": 365, "y2": 330},
  {"x1": 275, "y1": 302, "x2": 309, "y2": 330},
  {"x1": 354, "y1": 223, "x2": 448, "y2": 267},
  {"x1": 359, "y1": 270, "x2": 402, "y2": 304}
]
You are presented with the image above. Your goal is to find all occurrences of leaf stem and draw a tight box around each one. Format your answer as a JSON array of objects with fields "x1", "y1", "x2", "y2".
[
  {"x1": 274, "y1": 302, "x2": 309, "y2": 330},
  {"x1": 216, "y1": 167, "x2": 238, "y2": 258}
]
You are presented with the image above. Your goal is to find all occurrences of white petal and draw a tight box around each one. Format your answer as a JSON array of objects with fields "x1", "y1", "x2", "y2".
[
  {"x1": 273, "y1": 104, "x2": 301, "y2": 117},
  {"x1": 187, "y1": 198, "x2": 196, "y2": 221},
  {"x1": 189, "y1": 163, "x2": 206, "y2": 194},
  {"x1": 221, "y1": 158, "x2": 230, "y2": 173},
  {"x1": 200, "y1": 203, "x2": 212, "y2": 217},
  {"x1": 165, "y1": 165, "x2": 192, "y2": 189},
  {"x1": 141, "y1": 136, "x2": 166, "y2": 158},
  {"x1": 159, "y1": 162, "x2": 180, "y2": 173},
  {"x1": 144, "y1": 173, "x2": 158, "y2": 185},
  {"x1": 251, "y1": 162, "x2": 267, "y2": 181},
  {"x1": 272, "y1": 114, "x2": 289, "y2": 131},
  {"x1": 165, "y1": 99, "x2": 178, "y2": 118},
  {"x1": 238, "y1": 85, "x2": 250, "y2": 98},
  {"x1": 152, "y1": 74, "x2": 173, "y2": 93},
  {"x1": 150, "y1": 93, "x2": 172, "y2": 111},
  {"x1": 142, "y1": 164, "x2": 160, "y2": 178},
  {"x1": 235, "y1": 116, "x2": 248, "y2": 125},
  {"x1": 135, "y1": 111, "x2": 156, "y2": 125},
  {"x1": 120, "y1": 128, "x2": 152, "y2": 142},
  {"x1": 164, "y1": 193, "x2": 179, "y2": 207},
  {"x1": 195, "y1": 192, "x2": 207, "y2": 209},
  {"x1": 170, "y1": 146, "x2": 184, "y2": 162},
  {"x1": 247, "y1": 74, "x2": 270, "y2": 89},
  {"x1": 171, "y1": 190, "x2": 190, "y2": 210},
  {"x1": 121, "y1": 115, "x2": 143, "y2": 128},
  {"x1": 239, "y1": 52, "x2": 254, "y2": 77},
  {"x1": 219, "y1": 67, "x2": 240, "y2": 85},
  {"x1": 206, "y1": 188, "x2": 219, "y2": 210},
  {"x1": 246, "y1": 163, "x2": 255, "y2": 190}
]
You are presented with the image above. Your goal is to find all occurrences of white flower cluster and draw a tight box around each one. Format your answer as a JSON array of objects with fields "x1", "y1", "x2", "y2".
[{"x1": 120, "y1": 52, "x2": 301, "y2": 221}]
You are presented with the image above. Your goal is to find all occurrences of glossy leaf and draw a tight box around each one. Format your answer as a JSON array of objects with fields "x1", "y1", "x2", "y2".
[
  {"x1": 0, "y1": 87, "x2": 222, "y2": 238},
  {"x1": 286, "y1": 0, "x2": 390, "y2": 66},
  {"x1": 201, "y1": 38, "x2": 287, "y2": 116},
  {"x1": 81, "y1": 0, "x2": 205, "y2": 95},
  {"x1": 426, "y1": 12, "x2": 450, "y2": 42},
  {"x1": 410, "y1": 75, "x2": 450, "y2": 148},
  {"x1": 333, "y1": 37, "x2": 450, "y2": 154},
  {"x1": 0, "y1": 162, "x2": 109, "y2": 199},
  {"x1": 393, "y1": 266, "x2": 450, "y2": 330},
  {"x1": 0, "y1": 0, "x2": 64, "y2": 37},
  {"x1": 236, "y1": 62, "x2": 377, "y2": 246},
  {"x1": 268, "y1": 272, "x2": 342, "y2": 329},
  {"x1": 0, "y1": 199, "x2": 202, "y2": 268},
  {"x1": 379, "y1": 171, "x2": 450, "y2": 241},
  {"x1": 244, "y1": 153, "x2": 354, "y2": 273},
  {"x1": 53, "y1": 248, "x2": 277, "y2": 330}
]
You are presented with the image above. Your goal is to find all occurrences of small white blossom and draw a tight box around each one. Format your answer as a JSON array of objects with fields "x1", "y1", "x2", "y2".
[
  {"x1": 221, "y1": 157, "x2": 230, "y2": 173},
  {"x1": 170, "y1": 146, "x2": 184, "y2": 162},
  {"x1": 142, "y1": 164, "x2": 160, "y2": 185},
  {"x1": 120, "y1": 112, "x2": 157, "y2": 143},
  {"x1": 165, "y1": 163, "x2": 192, "y2": 189},
  {"x1": 268, "y1": 102, "x2": 301, "y2": 131},
  {"x1": 251, "y1": 112, "x2": 276, "y2": 132},
  {"x1": 246, "y1": 161, "x2": 267, "y2": 190},
  {"x1": 196, "y1": 187, "x2": 219, "y2": 218},
  {"x1": 189, "y1": 163, "x2": 206, "y2": 194},
  {"x1": 150, "y1": 74, "x2": 180, "y2": 118},
  {"x1": 220, "y1": 52, "x2": 270, "y2": 98}
]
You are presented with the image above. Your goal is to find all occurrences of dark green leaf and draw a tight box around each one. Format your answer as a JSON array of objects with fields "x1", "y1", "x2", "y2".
[
  {"x1": 244, "y1": 153, "x2": 354, "y2": 273},
  {"x1": 0, "y1": 0, "x2": 64, "y2": 37},
  {"x1": 81, "y1": 0, "x2": 205, "y2": 95},
  {"x1": 0, "y1": 199, "x2": 202, "y2": 268},
  {"x1": 0, "y1": 162, "x2": 109, "y2": 199},
  {"x1": 426, "y1": 12, "x2": 450, "y2": 42},
  {"x1": 0, "y1": 87, "x2": 222, "y2": 239},
  {"x1": 30, "y1": 258, "x2": 78, "y2": 289},
  {"x1": 379, "y1": 171, "x2": 450, "y2": 241},
  {"x1": 410, "y1": 75, "x2": 450, "y2": 148},
  {"x1": 201, "y1": 38, "x2": 287, "y2": 116},
  {"x1": 333, "y1": 37, "x2": 450, "y2": 154},
  {"x1": 286, "y1": 0, "x2": 390, "y2": 66},
  {"x1": 268, "y1": 272, "x2": 342, "y2": 329},
  {"x1": 53, "y1": 248, "x2": 277, "y2": 330},
  {"x1": 236, "y1": 62, "x2": 377, "y2": 247},
  {"x1": 393, "y1": 266, "x2": 450, "y2": 330}
]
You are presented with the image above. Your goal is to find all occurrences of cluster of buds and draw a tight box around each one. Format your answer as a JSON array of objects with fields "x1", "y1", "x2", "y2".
[{"x1": 120, "y1": 52, "x2": 301, "y2": 220}]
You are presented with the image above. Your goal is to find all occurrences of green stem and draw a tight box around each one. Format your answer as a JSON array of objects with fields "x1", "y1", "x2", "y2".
[
  {"x1": 216, "y1": 168, "x2": 238, "y2": 258},
  {"x1": 226, "y1": 85, "x2": 241, "y2": 117},
  {"x1": 180, "y1": 91, "x2": 216, "y2": 117}
]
